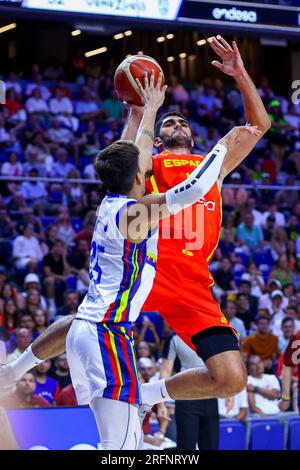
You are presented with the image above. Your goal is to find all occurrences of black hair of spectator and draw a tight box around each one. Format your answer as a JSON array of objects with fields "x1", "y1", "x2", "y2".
[
  {"x1": 281, "y1": 317, "x2": 295, "y2": 327},
  {"x1": 94, "y1": 140, "x2": 139, "y2": 195},
  {"x1": 154, "y1": 112, "x2": 189, "y2": 137},
  {"x1": 257, "y1": 315, "x2": 270, "y2": 323},
  {"x1": 63, "y1": 289, "x2": 78, "y2": 301},
  {"x1": 236, "y1": 293, "x2": 248, "y2": 300},
  {"x1": 53, "y1": 238, "x2": 66, "y2": 246}
]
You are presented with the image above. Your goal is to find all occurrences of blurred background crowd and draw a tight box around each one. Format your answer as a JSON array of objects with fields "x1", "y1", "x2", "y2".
[{"x1": 0, "y1": 54, "x2": 299, "y2": 448}]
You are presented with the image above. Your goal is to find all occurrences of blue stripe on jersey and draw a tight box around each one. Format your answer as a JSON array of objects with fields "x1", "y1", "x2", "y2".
[
  {"x1": 104, "y1": 239, "x2": 135, "y2": 322},
  {"x1": 145, "y1": 259, "x2": 157, "y2": 269},
  {"x1": 124, "y1": 242, "x2": 147, "y2": 322},
  {"x1": 96, "y1": 324, "x2": 114, "y2": 400},
  {"x1": 123, "y1": 330, "x2": 140, "y2": 403}
]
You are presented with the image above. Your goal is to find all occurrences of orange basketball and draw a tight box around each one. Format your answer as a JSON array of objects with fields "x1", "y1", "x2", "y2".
[{"x1": 114, "y1": 55, "x2": 165, "y2": 106}]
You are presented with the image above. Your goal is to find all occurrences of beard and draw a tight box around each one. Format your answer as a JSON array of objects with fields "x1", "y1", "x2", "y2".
[{"x1": 160, "y1": 132, "x2": 192, "y2": 149}]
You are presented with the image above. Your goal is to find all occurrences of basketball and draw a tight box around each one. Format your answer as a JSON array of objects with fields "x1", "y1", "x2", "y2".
[{"x1": 114, "y1": 55, "x2": 165, "y2": 106}]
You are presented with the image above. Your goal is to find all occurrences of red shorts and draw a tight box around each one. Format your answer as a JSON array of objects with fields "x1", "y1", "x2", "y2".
[{"x1": 142, "y1": 267, "x2": 235, "y2": 353}]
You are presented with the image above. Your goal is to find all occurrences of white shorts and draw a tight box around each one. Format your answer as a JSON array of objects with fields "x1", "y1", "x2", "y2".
[{"x1": 66, "y1": 318, "x2": 140, "y2": 406}]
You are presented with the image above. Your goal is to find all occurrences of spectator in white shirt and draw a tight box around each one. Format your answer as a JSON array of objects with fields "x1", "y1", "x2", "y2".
[
  {"x1": 20, "y1": 168, "x2": 48, "y2": 206},
  {"x1": 49, "y1": 88, "x2": 79, "y2": 131},
  {"x1": 247, "y1": 355, "x2": 281, "y2": 417},
  {"x1": 240, "y1": 264, "x2": 265, "y2": 298},
  {"x1": 218, "y1": 389, "x2": 248, "y2": 422},
  {"x1": 247, "y1": 197, "x2": 264, "y2": 227},
  {"x1": 1, "y1": 151, "x2": 22, "y2": 177},
  {"x1": 75, "y1": 88, "x2": 102, "y2": 121},
  {"x1": 25, "y1": 74, "x2": 51, "y2": 101},
  {"x1": 83, "y1": 157, "x2": 96, "y2": 180},
  {"x1": 47, "y1": 117, "x2": 75, "y2": 146},
  {"x1": 284, "y1": 305, "x2": 300, "y2": 331},
  {"x1": 262, "y1": 203, "x2": 285, "y2": 228},
  {"x1": 12, "y1": 222, "x2": 43, "y2": 271},
  {"x1": 5, "y1": 71, "x2": 22, "y2": 97},
  {"x1": 50, "y1": 147, "x2": 75, "y2": 179},
  {"x1": 259, "y1": 279, "x2": 289, "y2": 311},
  {"x1": 269, "y1": 290, "x2": 286, "y2": 337},
  {"x1": 23, "y1": 148, "x2": 46, "y2": 177},
  {"x1": 278, "y1": 317, "x2": 295, "y2": 353},
  {"x1": 25, "y1": 89, "x2": 49, "y2": 115}
]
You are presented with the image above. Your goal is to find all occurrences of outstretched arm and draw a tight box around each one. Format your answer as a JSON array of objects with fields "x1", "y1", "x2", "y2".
[
  {"x1": 120, "y1": 125, "x2": 260, "y2": 243},
  {"x1": 210, "y1": 36, "x2": 271, "y2": 184},
  {"x1": 121, "y1": 105, "x2": 144, "y2": 141}
]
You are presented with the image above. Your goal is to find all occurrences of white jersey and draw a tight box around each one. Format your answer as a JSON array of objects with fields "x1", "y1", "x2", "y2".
[{"x1": 77, "y1": 193, "x2": 158, "y2": 324}]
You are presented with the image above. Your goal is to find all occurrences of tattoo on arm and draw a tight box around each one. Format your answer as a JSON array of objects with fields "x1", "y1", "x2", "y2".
[{"x1": 141, "y1": 129, "x2": 155, "y2": 141}]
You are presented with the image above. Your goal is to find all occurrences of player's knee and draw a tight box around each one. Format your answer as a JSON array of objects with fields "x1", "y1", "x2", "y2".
[{"x1": 217, "y1": 367, "x2": 247, "y2": 397}]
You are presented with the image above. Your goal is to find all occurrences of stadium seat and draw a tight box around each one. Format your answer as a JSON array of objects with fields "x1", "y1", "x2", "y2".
[
  {"x1": 219, "y1": 420, "x2": 247, "y2": 450},
  {"x1": 41, "y1": 216, "x2": 56, "y2": 230},
  {"x1": 287, "y1": 418, "x2": 300, "y2": 450},
  {"x1": 249, "y1": 419, "x2": 285, "y2": 450},
  {"x1": 66, "y1": 275, "x2": 78, "y2": 291},
  {"x1": 71, "y1": 217, "x2": 83, "y2": 233}
]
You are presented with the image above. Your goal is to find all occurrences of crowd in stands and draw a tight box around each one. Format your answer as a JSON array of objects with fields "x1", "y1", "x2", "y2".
[{"x1": 0, "y1": 58, "x2": 299, "y2": 447}]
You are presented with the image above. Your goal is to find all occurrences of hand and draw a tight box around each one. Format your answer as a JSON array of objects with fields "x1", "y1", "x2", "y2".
[
  {"x1": 219, "y1": 124, "x2": 262, "y2": 151},
  {"x1": 278, "y1": 399, "x2": 290, "y2": 412},
  {"x1": 136, "y1": 71, "x2": 167, "y2": 111},
  {"x1": 210, "y1": 36, "x2": 245, "y2": 78}
]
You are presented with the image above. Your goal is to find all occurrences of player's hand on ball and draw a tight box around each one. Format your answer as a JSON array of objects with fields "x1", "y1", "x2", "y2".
[
  {"x1": 136, "y1": 71, "x2": 168, "y2": 110},
  {"x1": 210, "y1": 36, "x2": 245, "y2": 77}
]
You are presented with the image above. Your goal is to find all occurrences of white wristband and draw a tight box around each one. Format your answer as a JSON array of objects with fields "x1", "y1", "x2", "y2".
[{"x1": 166, "y1": 143, "x2": 227, "y2": 214}]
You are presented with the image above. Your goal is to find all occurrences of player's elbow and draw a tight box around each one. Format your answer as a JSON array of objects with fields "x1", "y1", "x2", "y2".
[{"x1": 260, "y1": 117, "x2": 271, "y2": 134}]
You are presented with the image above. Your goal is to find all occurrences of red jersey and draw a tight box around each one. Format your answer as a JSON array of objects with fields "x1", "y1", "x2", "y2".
[
  {"x1": 284, "y1": 331, "x2": 300, "y2": 389},
  {"x1": 142, "y1": 151, "x2": 230, "y2": 347}
]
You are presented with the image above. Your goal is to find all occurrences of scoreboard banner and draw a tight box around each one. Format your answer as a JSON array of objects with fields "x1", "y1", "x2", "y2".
[{"x1": 0, "y1": 0, "x2": 184, "y2": 20}]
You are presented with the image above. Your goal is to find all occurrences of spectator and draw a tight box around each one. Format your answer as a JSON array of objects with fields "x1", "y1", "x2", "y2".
[
  {"x1": 222, "y1": 300, "x2": 247, "y2": 340},
  {"x1": 0, "y1": 299, "x2": 19, "y2": 334},
  {"x1": 259, "y1": 279, "x2": 288, "y2": 311},
  {"x1": 50, "y1": 147, "x2": 75, "y2": 179},
  {"x1": 35, "y1": 360, "x2": 60, "y2": 405},
  {"x1": 235, "y1": 293, "x2": 257, "y2": 331},
  {"x1": 242, "y1": 316, "x2": 279, "y2": 373},
  {"x1": 1, "y1": 152, "x2": 22, "y2": 177},
  {"x1": 102, "y1": 89, "x2": 123, "y2": 119},
  {"x1": 55, "y1": 207, "x2": 76, "y2": 248},
  {"x1": 137, "y1": 316, "x2": 161, "y2": 355},
  {"x1": 270, "y1": 254, "x2": 293, "y2": 288},
  {"x1": 240, "y1": 263, "x2": 265, "y2": 298},
  {"x1": 33, "y1": 309, "x2": 48, "y2": 337},
  {"x1": 20, "y1": 168, "x2": 48, "y2": 206},
  {"x1": 262, "y1": 203, "x2": 285, "y2": 227},
  {"x1": 217, "y1": 229, "x2": 235, "y2": 259},
  {"x1": 269, "y1": 290, "x2": 286, "y2": 336},
  {"x1": 6, "y1": 328, "x2": 32, "y2": 363},
  {"x1": 247, "y1": 355, "x2": 281, "y2": 417},
  {"x1": 75, "y1": 88, "x2": 102, "y2": 122},
  {"x1": 43, "y1": 239, "x2": 71, "y2": 317},
  {"x1": 278, "y1": 317, "x2": 295, "y2": 353},
  {"x1": 19, "y1": 273, "x2": 48, "y2": 312},
  {"x1": 0, "y1": 282, "x2": 22, "y2": 313},
  {"x1": 47, "y1": 117, "x2": 75, "y2": 146},
  {"x1": 213, "y1": 258, "x2": 237, "y2": 299},
  {"x1": 284, "y1": 305, "x2": 300, "y2": 331},
  {"x1": 236, "y1": 211, "x2": 264, "y2": 251},
  {"x1": 24, "y1": 288, "x2": 47, "y2": 318},
  {"x1": 222, "y1": 172, "x2": 248, "y2": 208},
  {"x1": 263, "y1": 215, "x2": 276, "y2": 243},
  {"x1": 278, "y1": 329, "x2": 300, "y2": 415},
  {"x1": 25, "y1": 88, "x2": 49, "y2": 116},
  {"x1": 25, "y1": 74, "x2": 51, "y2": 101},
  {"x1": 48, "y1": 354, "x2": 71, "y2": 390},
  {"x1": 12, "y1": 222, "x2": 43, "y2": 272},
  {"x1": 56, "y1": 383, "x2": 78, "y2": 406},
  {"x1": 218, "y1": 389, "x2": 248, "y2": 422},
  {"x1": 1, "y1": 372, "x2": 50, "y2": 409},
  {"x1": 56, "y1": 290, "x2": 79, "y2": 318},
  {"x1": 17, "y1": 314, "x2": 36, "y2": 339}
]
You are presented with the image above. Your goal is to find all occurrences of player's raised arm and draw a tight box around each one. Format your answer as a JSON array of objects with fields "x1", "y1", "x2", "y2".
[
  {"x1": 210, "y1": 36, "x2": 271, "y2": 183},
  {"x1": 134, "y1": 71, "x2": 167, "y2": 175},
  {"x1": 122, "y1": 125, "x2": 261, "y2": 244},
  {"x1": 121, "y1": 104, "x2": 144, "y2": 142}
]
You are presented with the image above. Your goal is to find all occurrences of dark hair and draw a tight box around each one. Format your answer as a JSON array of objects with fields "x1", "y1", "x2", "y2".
[
  {"x1": 258, "y1": 315, "x2": 270, "y2": 323},
  {"x1": 94, "y1": 140, "x2": 139, "y2": 195},
  {"x1": 154, "y1": 112, "x2": 189, "y2": 137},
  {"x1": 281, "y1": 317, "x2": 294, "y2": 327}
]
